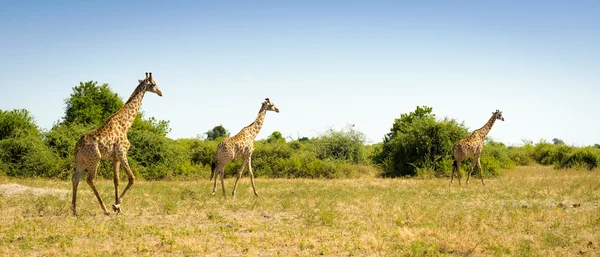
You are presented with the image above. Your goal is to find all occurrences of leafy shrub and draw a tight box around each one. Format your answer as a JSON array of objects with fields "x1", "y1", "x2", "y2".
[
  {"x1": 0, "y1": 109, "x2": 60, "y2": 177},
  {"x1": 373, "y1": 106, "x2": 468, "y2": 177},
  {"x1": 312, "y1": 125, "x2": 367, "y2": 164},
  {"x1": 558, "y1": 147, "x2": 600, "y2": 170},
  {"x1": 507, "y1": 143, "x2": 535, "y2": 166},
  {"x1": 479, "y1": 140, "x2": 515, "y2": 176}
]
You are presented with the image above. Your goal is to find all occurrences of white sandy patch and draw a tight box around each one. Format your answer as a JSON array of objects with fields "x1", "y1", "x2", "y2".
[{"x1": 0, "y1": 183, "x2": 68, "y2": 197}]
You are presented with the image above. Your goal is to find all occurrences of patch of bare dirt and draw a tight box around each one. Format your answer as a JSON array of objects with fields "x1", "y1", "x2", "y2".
[{"x1": 0, "y1": 183, "x2": 68, "y2": 197}]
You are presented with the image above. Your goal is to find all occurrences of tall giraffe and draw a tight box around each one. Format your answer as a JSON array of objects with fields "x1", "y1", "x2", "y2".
[
  {"x1": 451, "y1": 109, "x2": 504, "y2": 185},
  {"x1": 71, "y1": 72, "x2": 163, "y2": 216},
  {"x1": 211, "y1": 98, "x2": 280, "y2": 198}
]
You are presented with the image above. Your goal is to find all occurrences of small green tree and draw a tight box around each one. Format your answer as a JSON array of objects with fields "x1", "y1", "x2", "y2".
[
  {"x1": 206, "y1": 125, "x2": 229, "y2": 140},
  {"x1": 373, "y1": 106, "x2": 468, "y2": 177},
  {"x1": 312, "y1": 124, "x2": 367, "y2": 164},
  {"x1": 552, "y1": 138, "x2": 565, "y2": 145},
  {"x1": 0, "y1": 109, "x2": 39, "y2": 139},
  {"x1": 63, "y1": 81, "x2": 123, "y2": 126},
  {"x1": 0, "y1": 109, "x2": 60, "y2": 177},
  {"x1": 267, "y1": 131, "x2": 285, "y2": 144}
]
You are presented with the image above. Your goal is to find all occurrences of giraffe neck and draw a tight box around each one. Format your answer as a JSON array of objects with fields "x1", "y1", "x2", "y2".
[
  {"x1": 245, "y1": 107, "x2": 267, "y2": 140},
  {"x1": 474, "y1": 114, "x2": 497, "y2": 140},
  {"x1": 112, "y1": 87, "x2": 145, "y2": 131}
]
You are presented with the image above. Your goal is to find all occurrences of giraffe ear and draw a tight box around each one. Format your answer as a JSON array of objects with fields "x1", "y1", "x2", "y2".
[{"x1": 138, "y1": 80, "x2": 143, "y2": 83}]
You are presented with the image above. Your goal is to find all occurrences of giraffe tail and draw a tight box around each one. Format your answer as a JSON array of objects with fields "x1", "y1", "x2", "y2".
[{"x1": 209, "y1": 161, "x2": 216, "y2": 180}]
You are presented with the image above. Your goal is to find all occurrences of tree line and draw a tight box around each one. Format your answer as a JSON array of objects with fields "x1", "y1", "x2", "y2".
[{"x1": 0, "y1": 81, "x2": 598, "y2": 180}]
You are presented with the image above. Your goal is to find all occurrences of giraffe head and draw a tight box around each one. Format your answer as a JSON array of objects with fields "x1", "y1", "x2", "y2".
[
  {"x1": 493, "y1": 109, "x2": 504, "y2": 121},
  {"x1": 137, "y1": 72, "x2": 163, "y2": 97},
  {"x1": 262, "y1": 98, "x2": 280, "y2": 113}
]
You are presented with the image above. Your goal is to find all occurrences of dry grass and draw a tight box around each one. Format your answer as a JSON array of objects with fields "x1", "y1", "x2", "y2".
[{"x1": 0, "y1": 166, "x2": 599, "y2": 256}]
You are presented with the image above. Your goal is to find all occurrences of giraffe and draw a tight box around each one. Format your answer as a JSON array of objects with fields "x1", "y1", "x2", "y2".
[
  {"x1": 451, "y1": 109, "x2": 504, "y2": 185},
  {"x1": 71, "y1": 72, "x2": 163, "y2": 216},
  {"x1": 211, "y1": 98, "x2": 280, "y2": 198}
]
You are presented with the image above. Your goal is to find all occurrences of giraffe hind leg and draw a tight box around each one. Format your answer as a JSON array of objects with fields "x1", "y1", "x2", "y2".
[
  {"x1": 231, "y1": 158, "x2": 248, "y2": 198},
  {"x1": 220, "y1": 167, "x2": 226, "y2": 197},
  {"x1": 466, "y1": 160, "x2": 475, "y2": 185},
  {"x1": 72, "y1": 165, "x2": 84, "y2": 216},
  {"x1": 211, "y1": 163, "x2": 219, "y2": 195},
  {"x1": 112, "y1": 160, "x2": 121, "y2": 214},
  {"x1": 86, "y1": 162, "x2": 110, "y2": 215},
  {"x1": 450, "y1": 160, "x2": 456, "y2": 184}
]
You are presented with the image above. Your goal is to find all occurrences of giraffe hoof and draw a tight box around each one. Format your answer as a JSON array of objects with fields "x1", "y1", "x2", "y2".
[{"x1": 112, "y1": 204, "x2": 121, "y2": 214}]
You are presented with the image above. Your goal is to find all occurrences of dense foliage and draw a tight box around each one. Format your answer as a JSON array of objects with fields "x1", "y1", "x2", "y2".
[
  {"x1": 0, "y1": 82, "x2": 598, "y2": 180},
  {"x1": 373, "y1": 106, "x2": 469, "y2": 177},
  {"x1": 0, "y1": 109, "x2": 60, "y2": 177}
]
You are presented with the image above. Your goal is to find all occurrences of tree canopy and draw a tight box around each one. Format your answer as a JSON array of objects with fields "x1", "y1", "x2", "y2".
[
  {"x1": 205, "y1": 125, "x2": 229, "y2": 140},
  {"x1": 64, "y1": 81, "x2": 123, "y2": 126},
  {"x1": 373, "y1": 106, "x2": 469, "y2": 177}
]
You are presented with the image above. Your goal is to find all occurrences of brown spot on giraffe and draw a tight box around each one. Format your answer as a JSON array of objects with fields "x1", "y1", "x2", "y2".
[
  {"x1": 71, "y1": 72, "x2": 163, "y2": 216},
  {"x1": 451, "y1": 109, "x2": 504, "y2": 185},
  {"x1": 211, "y1": 98, "x2": 280, "y2": 198}
]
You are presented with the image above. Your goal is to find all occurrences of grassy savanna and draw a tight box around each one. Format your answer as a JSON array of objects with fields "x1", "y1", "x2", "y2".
[{"x1": 1, "y1": 166, "x2": 599, "y2": 256}]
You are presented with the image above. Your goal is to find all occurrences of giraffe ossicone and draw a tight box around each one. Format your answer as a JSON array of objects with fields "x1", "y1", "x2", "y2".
[
  {"x1": 451, "y1": 109, "x2": 504, "y2": 185},
  {"x1": 211, "y1": 98, "x2": 280, "y2": 198},
  {"x1": 71, "y1": 72, "x2": 163, "y2": 216}
]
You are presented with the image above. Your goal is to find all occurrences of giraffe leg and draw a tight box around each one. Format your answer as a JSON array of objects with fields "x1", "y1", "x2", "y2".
[
  {"x1": 450, "y1": 160, "x2": 456, "y2": 184},
  {"x1": 71, "y1": 165, "x2": 84, "y2": 216},
  {"x1": 466, "y1": 161, "x2": 475, "y2": 185},
  {"x1": 86, "y1": 163, "x2": 110, "y2": 215},
  {"x1": 115, "y1": 157, "x2": 135, "y2": 213},
  {"x1": 211, "y1": 162, "x2": 220, "y2": 195},
  {"x1": 220, "y1": 167, "x2": 226, "y2": 197},
  {"x1": 477, "y1": 157, "x2": 485, "y2": 185},
  {"x1": 456, "y1": 160, "x2": 462, "y2": 185},
  {"x1": 247, "y1": 157, "x2": 259, "y2": 197},
  {"x1": 231, "y1": 158, "x2": 248, "y2": 198},
  {"x1": 112, "y1": 160, "x2": 121, "y2": 214}
]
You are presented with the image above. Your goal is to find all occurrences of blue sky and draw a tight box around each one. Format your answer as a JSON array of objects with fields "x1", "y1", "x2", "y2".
[{"x1": 0, "y1": 1, "x2": 598, "y2": 145}]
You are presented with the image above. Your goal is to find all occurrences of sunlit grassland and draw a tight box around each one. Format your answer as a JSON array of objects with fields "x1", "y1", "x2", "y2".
[{"x1": 0, "y1": 166, "x2": 599, "y2": 256}]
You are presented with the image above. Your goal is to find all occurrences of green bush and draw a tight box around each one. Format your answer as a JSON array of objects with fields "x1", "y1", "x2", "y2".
[
  {"x1": 373, "y1": 106, "x2": 468, "y2": 177},
  {"x1": 507, "y1": 142, "x2": 535, "y2": 166},
  {"x1": 0, "y1": 109, "x2": 39, "y2": 139},
  {"x1": 479, "y1": 140, "x2": 515, "y2": 176},
  {"x1": 312, "y1": 125, "x2": 367, "y2": 164},
  {"x1": 0, "y1": 109, "x2": 61, "y2": 177},
  {"x1": 63, "y1": 81, "x2": 123, "y2": 126},
  {"x1": 558, "y1": 147, "x2": 600, "y2": 170}
]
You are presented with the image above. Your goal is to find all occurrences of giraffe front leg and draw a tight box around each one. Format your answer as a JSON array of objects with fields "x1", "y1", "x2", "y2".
[
  {"x1": 115, "y1": 157, "x2": 135, "y2": 214},
  {"x1": 477, "y1": 158, "x2": 485, "y2": 185},
  {"x1": 247, "y1": 157, "x2": 258, "y2": 197},
  {"x1": 231, "y1": 158, "x2": 248, "y2": 198}
]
